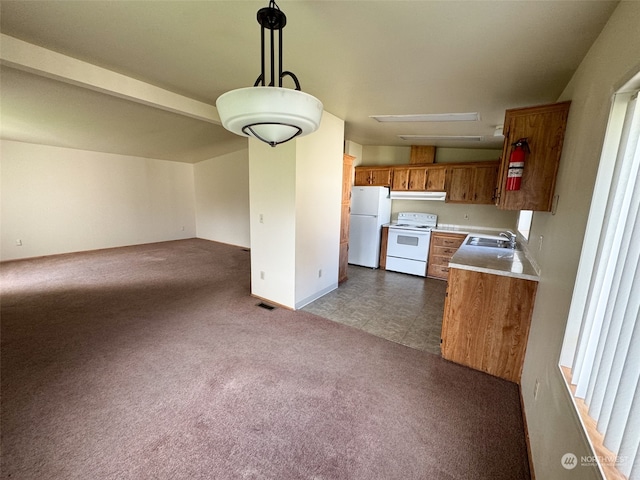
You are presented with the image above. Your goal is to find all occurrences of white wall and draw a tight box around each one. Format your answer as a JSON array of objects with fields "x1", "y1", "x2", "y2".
[
  {"x1": 0, "y1": 140, "x2": 196, "y2": 261},
  {"x1": 194, "y1": 148, "x2": 250, "y2": 248},
  {"x1": 249, "y1": 140, "x2": 297, "y2": 308},
  {"x1": 295, "y1": 112, "x2": 344, "y2": 308},
  {"x1": 248, "y1": 112, "x2": 344, "y2": 309},
  {"x1": 520, "y1": 2, "x2": 640, "y2": 479}
]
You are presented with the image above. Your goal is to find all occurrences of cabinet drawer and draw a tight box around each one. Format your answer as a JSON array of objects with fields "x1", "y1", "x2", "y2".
[
  {"x1": 431, "y1": 246, "x2": 458, "y2": 257},
  {"x1": 427, "y1": 264, "x2": 450, "y2": 279},
  {"x1": 429, "y1": 255, "x2": 452, "y2": 267},
  {"x1": 433, "y1": 235, "x2": 466, "y2": 248}
]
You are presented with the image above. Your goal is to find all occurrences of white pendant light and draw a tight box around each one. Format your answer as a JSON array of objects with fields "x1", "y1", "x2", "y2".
[{"x1": 216, "y1": 1, "x2": 323, "y2": 147}]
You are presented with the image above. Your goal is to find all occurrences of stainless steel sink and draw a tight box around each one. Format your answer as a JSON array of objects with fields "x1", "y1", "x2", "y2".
[{"x1": 466, "y1": 236, "x2": 512, "y2": 248}]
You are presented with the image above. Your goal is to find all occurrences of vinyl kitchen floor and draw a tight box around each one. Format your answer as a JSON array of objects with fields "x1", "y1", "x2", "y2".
[{"x1": 302, "y1": 265, "x2": 447, "y2": 356}]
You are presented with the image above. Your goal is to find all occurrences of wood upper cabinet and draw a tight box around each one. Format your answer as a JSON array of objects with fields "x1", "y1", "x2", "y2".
[
  {"x1": 445, "y1": 162, "x2": 499, "y2": 204},
  {"x1": 339, "y1": 154, "x2": 354, "y2": 284},
  {"x1": 354, "y1": 166, "x2": 393, "y2": 186},
  {"x1": 425, "y1": 166, "x2": 446, "y2": 191},
  {"x1": 410, "y1": 145, "x2": 436, "y2": 164},
  {"x1": 391, "y1": 166, "x2": 427, "y2": 191},
  {"x1": 496, "y1": 101, "x2": 571, "y2": 211},
  {"x1": 441, "y1": 268, "x2": 538, "y2": 383}
]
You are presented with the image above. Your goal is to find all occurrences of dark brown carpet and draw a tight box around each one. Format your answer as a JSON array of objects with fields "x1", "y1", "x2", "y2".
[{"x1": 1, "y1": 239, "x2": 530, "y2": 479}]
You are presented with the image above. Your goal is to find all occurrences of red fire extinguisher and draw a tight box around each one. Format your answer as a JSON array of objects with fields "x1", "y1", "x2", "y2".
[{"x1": 506, "y1": 138, "x2": 530, "y2": 191}]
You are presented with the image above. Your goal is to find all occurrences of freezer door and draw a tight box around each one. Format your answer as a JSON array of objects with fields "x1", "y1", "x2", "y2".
[
  {"x1": 351, "y1": 186, "x2": 386, "y2": 216},
  {"x1": 348, "y1": 215, "x2": 381, "y2": 268}
]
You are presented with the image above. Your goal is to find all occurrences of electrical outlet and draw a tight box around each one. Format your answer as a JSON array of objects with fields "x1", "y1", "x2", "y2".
[
  {"x1": 16, "y1": 239, "x2": 22, "y2": 246},
  {"x1": 534, "y1": 379, "x2": 540, "y2": 400},
  {"x1": 259, "y1": 214, "x2": 264, "y2": 224},
  {"x1": 260, "y1": 271, "x2": 265, "y2": 280}
]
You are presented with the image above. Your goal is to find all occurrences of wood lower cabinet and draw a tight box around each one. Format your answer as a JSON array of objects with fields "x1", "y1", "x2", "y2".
[
  {"x1": 441, "y1": 268, "x2": 538, "y2": 383},
  {"x1": 427, "y1": 232, "x2": 466, "y2": 280},
  {"x1": 379, "y1": 226, "x2": 389, "y2": 269},
  {"x1": 496, "y1": 101, "x2": 570, "y2": 211},
  {"x1": 354, "y1": 166, "x2": 393, "y2": 186}
]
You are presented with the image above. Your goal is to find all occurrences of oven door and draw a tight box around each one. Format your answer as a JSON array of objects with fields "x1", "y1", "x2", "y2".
[{"x1": 387, "y1": 228, "x2": 431, "y2": 261}]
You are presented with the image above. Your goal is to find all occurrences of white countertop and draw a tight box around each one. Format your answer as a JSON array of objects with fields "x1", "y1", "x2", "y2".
[{"x1": 449, "y1": 233, "x2": 540, "y2": 282}]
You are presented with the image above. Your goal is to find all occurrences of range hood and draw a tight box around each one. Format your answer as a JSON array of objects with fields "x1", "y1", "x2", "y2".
[{"x1": 389, "y1": 191, "x2": 447, "y2": 201}]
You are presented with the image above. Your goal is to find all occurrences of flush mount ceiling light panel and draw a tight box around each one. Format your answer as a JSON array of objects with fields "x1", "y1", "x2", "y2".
[
  {"x1": 216, "y1": 0, "x2": 323, "y2": 147},
  {"x1": 370, "y1": 112, "x2": 480, "y2": 123},
  {"x1": 398, "y1": 135, "x2": 483, "y2": 141}
]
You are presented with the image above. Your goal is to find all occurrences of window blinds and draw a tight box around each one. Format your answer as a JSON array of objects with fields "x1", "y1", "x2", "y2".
[{"x1": 571, "y1": 92, "x2": 639, "y2": 479}]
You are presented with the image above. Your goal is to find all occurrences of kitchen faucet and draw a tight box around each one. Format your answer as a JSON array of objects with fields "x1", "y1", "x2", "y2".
[{"x1": 499, "y1": 230, "x2": 517, "y2": 249}]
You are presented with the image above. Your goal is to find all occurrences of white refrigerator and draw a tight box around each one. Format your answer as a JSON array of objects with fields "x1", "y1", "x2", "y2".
[{"x1": 348, "y1": 186, "x2": 392, "y2": 268}]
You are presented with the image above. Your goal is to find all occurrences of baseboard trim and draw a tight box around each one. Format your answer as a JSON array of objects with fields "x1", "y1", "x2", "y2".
[
  {"x1": 519, "y1": 384, "x2": 536, "y2": 480},
  {"x1": 294, "y1": 283, "x2": 338, "y2": 310}
]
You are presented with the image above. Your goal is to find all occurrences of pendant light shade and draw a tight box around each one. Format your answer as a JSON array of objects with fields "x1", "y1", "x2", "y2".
[
  {"x1": 216, "y1": 87, "x2": 323, "y2": 146},
  {"x1": 216, "y1": 1, "x2": 323, "y2": 147}
]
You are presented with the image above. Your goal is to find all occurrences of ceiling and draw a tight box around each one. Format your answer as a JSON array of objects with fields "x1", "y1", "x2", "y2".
[{"x1": 0, "y1": 1, "x2": 619, "y2": 163}]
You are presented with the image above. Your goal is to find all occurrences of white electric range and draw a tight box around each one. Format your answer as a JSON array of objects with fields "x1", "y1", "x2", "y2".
[{"x1": 386, "y1": 212, "x2": 438, "y2": 277}]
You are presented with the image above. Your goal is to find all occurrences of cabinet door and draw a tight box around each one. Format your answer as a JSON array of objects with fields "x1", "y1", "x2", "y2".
[
  {"x1": 471, "y1": 164, "x2": 498, "y2": 204},
  {"x1": 369, "y1": 168, "x2": 392, "y2": 186},
  {"x1": 407, "y1": 168, "x2": 427, "y2": 190},
  {"x1": 496, "y1": 101, "x2": 570, "y2": 211},
  {"x1": 425, "y1": 166, "x2": 446, "y2": 191},
  {"x1": 391, "y1": 168, "x2": 409, "y2": 190},
  {"x1": 342, "y1": 155, "x2": 355, "y2": 200},
  {"x1": 446, "y1": 166, "x2": 474, "y2": 202},
  {"x1": 354, "y1": 168, "x2": 371, "y2": 186},
  {"x1": 441, "y1": 268, "x2": 537, "y2": 382},
  {"x1": 446, "y1": 163, "x2": 498, "y2": 204}
]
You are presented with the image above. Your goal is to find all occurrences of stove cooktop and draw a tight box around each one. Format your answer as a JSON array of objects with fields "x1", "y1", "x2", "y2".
[{"x1": 389, "y1": 212, "x2": 438, "y2": 231}]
